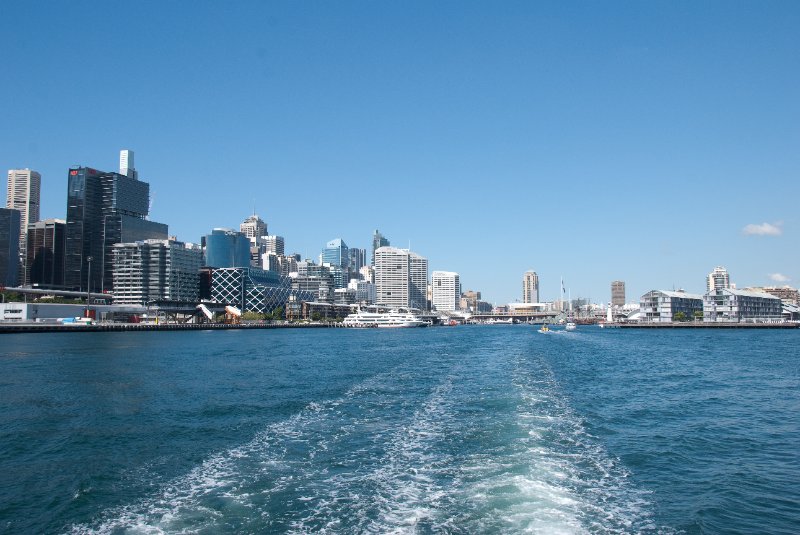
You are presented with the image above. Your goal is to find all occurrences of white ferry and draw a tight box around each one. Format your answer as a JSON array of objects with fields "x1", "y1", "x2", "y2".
[{"x1": 343, "y1": 306, "x2": 428, "y2": 328}]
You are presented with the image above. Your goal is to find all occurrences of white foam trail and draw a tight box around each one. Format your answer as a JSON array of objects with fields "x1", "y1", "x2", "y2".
[{"x1": 68, "y1": 369, "x2": 406, "y2": 534}]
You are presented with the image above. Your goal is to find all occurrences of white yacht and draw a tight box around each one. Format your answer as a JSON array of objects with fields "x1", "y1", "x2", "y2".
[{"x1": 343, "y1": 307, "x2": 428, "y2": 328}]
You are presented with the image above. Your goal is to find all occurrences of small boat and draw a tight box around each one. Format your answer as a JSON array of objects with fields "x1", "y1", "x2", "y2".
[
  {"x1": 538, "y1": 324, "x2": 550, "y2": 333},
  {"x1": 565, "y1": 321, "x2": 577, "y2": 331}
]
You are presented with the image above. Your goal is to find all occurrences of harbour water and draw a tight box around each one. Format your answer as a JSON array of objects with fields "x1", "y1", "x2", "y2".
[{"x1": 1, "y1": 326, "x2": 798, "y2": 533}]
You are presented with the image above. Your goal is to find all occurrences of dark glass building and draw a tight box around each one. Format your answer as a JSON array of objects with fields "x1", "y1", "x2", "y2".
[
  {"x1": 65, "y1": 166, "x2": 167, "y2": 292},
  {"x1": 26, "y1": 219, "x2": 66, "y2": 288},
  {"x1": 0, "y1": 208, "x2": 21, "y2": 287}
]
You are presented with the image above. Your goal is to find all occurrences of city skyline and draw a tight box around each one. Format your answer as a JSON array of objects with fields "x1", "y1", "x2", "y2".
[{"x1": 2, "y1": 2, "x2": 798, "y2": 304}]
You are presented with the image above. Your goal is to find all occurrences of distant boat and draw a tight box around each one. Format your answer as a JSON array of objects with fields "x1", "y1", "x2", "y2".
[
  {"x1": 538, "y1": 324, "x2": 550, "y2": 334},
  {"x1": 565, "y1": 321, "x2": 577, "y2": 331},
  {"x1": 343, "y1": 307, "x2": 427, "y2": 328}
]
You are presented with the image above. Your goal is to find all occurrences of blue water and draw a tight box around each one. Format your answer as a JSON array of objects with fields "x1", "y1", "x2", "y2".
[{"x1": 0, "y1": 326, "x2": 798, "y2": 534}]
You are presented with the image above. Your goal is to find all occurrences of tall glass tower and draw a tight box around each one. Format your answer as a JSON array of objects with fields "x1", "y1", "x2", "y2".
[{"x1": 65, "y1": 151, "x2": 168, "y2": 292}]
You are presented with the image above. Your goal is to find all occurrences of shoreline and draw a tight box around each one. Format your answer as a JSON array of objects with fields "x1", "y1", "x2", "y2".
[{"x1": 0, "y1": 322, "x2": 334, "y2": 334}]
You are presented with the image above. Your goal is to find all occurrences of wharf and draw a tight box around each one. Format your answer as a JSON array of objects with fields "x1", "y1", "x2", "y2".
[
  {"x1": 0, "y1": 322, "x2": 331, "y2": 334},
  {"x1": 615, "y1": 322, "x2": 798, "y2": 329}
]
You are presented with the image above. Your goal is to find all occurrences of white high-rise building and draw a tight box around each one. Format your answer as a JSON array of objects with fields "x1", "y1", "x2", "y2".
[
  {"x1": 374, "y1": 246, "x2": 428, "y2": 310},
  {"x1": 432, "y1": 271, "x2": 460, "y2": 311},
  {"x1": 264, "y1": 235, "x2": 285, "y2": 256},
  {"x1": 119, "y1": 149, "x2": 138, "y2": 179},
  {"x1": 523, "y1": 271, "x2": 539, "y2": 303},
  {"x1": 6, "y1": 168, "x2": 41, "y2": 264},
  {"x1": 707, "y1": 266, "x2": 731, "y2": 293}
]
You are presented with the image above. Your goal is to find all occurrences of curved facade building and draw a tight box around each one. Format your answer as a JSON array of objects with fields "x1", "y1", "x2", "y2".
[{"x1": 204, "y1": 229, "x2": 251, "y2": 268}]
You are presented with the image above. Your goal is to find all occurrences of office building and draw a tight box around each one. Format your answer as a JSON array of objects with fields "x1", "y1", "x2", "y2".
[
  {"x1": 349, "y1": 248, "x2": 366, "y2": 278},
  {"x1": 0, "y1": 208, "x2": 20, "y2": 286},
  {"x1": 707, "y1": 266, "x2": 731, "y2": 292},
  {"x1": 640, "y1": 290, "x2": 704, "y2": 322},
  {"x1": 65, "y1": 151, "x2": 168, "y2": 293},
  {"x1": 461, "y1": 290, "x2": 481, "y2": 312},
  {"x1": 746, "y1": 286, "x2": 799, "y2": 306},
  {"x1": 264, "y1": 235, "x2": 285, "y2": 256},
  {"x1": 119, "y1": 149, "x2": 138, "y2": 179},
  {"x1": 321, "y1": 238, "x2": 350, "y2": 269},
  {"x1": 374, "y1": 246, "x2": 428, "y2": 310},
  {"x1": 523, "y1": 271, "x2": 539, "y2": 303},
  {"x1": 6, "y1": 169, "x2": 40, "y2": 265},
  {"x1": 348, "y1": 279, "x2": 376, "y2": 304},
  {"x1": 112, "y1": 239, "x2": 203, "y2": 305},
  {"x1": 611, "y1": 280, "x2": 626, "y2": 307},
  {"x1": 371, "y1": 229, "x2": 390, "y2": 265},
  {"x1": 240, "y1": 214, "x2": 267, "y2": 240},
  {"x1": 703, "y1": 288, "x2": 783, "y2": 322},
  {"x1": 25, "y1": 219, "x2": 66, "y2": 288},
  {"x1": 432, "y1": 271, "x2": 460, "y2": 311},
  {"x1": 203, "y1": 228, "x2": 251, "y2": 268}
]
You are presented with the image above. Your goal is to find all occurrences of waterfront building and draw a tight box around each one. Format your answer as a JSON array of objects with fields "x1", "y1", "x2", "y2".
[
  {"x1": 707, "y1": 266, "x2": 731, "y2": 293},
  {"x1": 374, "y1": 246, "x2": 428, "y2": 310},
  {"x1": 203, "y1": 228, "x2": 251, "y2": 268},
  {"x1": 6, "y1": 169, "x2": 40, "y2": 268},
  {"x1": 432, "y1": 271, "x2": 460, "y2": 311},
  {"x1": 371, "y1": 229, "x2": 389, "y2": 265},
  {"x1": 333, "y1": 287, "x2": 357, "y2": 305},
  {"x1": 611, "y1": 280, "x2": 625, "y2": 307},
  {"x1": 290, "y1": 272, "x2": 334, "y2": 303},
  {"x1": 745, "y1": 286, "x2": 799, "y2": 306},
  {"x1": 212, "y1": 266, "x2": 313, "y2": 313},
  {"x1": 25, "y1": 219, "x2": 66, "y2": 288},
  {"x1": 322, "y1": 238, "x2": 350, "y2": 269},
  {"x1": 703, "y1": 288, "x2": 783, "y2": 322},
  {"x1": 640, "y1": 290, "x2": 704, "y2": 322},
  {"x1": 0, "y1": 208, "x2": 20, "y2": 286},
  {"x1": 263, "y1": 235, "x2": 285, "y2": 256},
  {"x1": 522, "y1": 271, "x2": 539, "y2": 303},
  {"x1": 112, "y1": 239, "x2": 203, "y2": 305},
  {"x1": 65, "y1": 151, "x2": 168, "y2": 293}
]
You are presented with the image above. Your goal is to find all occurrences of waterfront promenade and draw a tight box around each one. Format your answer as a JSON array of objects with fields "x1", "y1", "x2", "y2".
[{"x1": 0, "y1": 322, "x2": 332, "y2": 334}]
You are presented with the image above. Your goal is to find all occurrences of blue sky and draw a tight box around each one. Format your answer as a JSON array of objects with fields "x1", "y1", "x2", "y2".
[{"x1": 2, "y1": 1, "x2": 798, "y2": 304}]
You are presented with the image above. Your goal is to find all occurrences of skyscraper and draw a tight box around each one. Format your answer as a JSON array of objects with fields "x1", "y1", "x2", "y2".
[
  {"x1": 611, "y1": 280, "x2": 625, "y2": 307},
  {"x1": 322, "y1": 238, "x2": 350, "y2": 268},
  {"x1": 65, "y1": 151, "x2": 168, "y2": 292},
  {"x1": 349, "y1": 248, "x2": 366, "y2": 277},
  {"x1": 0, "y1": 208, "x2": 20, "y2": 286},
  {"x1": 707, "y1": 266, "x2": 731, "y2": 293},
  {"x1": 26, "y1": 219, "x2": 66, "y2": 288},
  {"x1": 432, "y1": 271, "x2": 460, "y2": 311},
  {"x1": 523, "y1": 271, "x2": 539, "y2": 303},
  {"x1": 240, "y1": 214, "x2": 267, "y2": 240},
  {"x1": 371, "y1": 229, "x2": 390, "y2": 265},
  {"x1": 264, "y1": 235, "x2": 285, "y2": 256},
  {"x1": 6, "y1": 168, "x2": 41, "y2": 267},
  {"x1": 374, "y1": 246, "x2": 428, "y2": 310},
  {"x1": 119, "y1": 150, "x2": 138, "y2": 179}
]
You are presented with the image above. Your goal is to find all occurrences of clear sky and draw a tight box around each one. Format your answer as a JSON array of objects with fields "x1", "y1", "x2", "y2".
[{"x1": 2, "y1": 1, "x2": 798, "y2": 304}]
